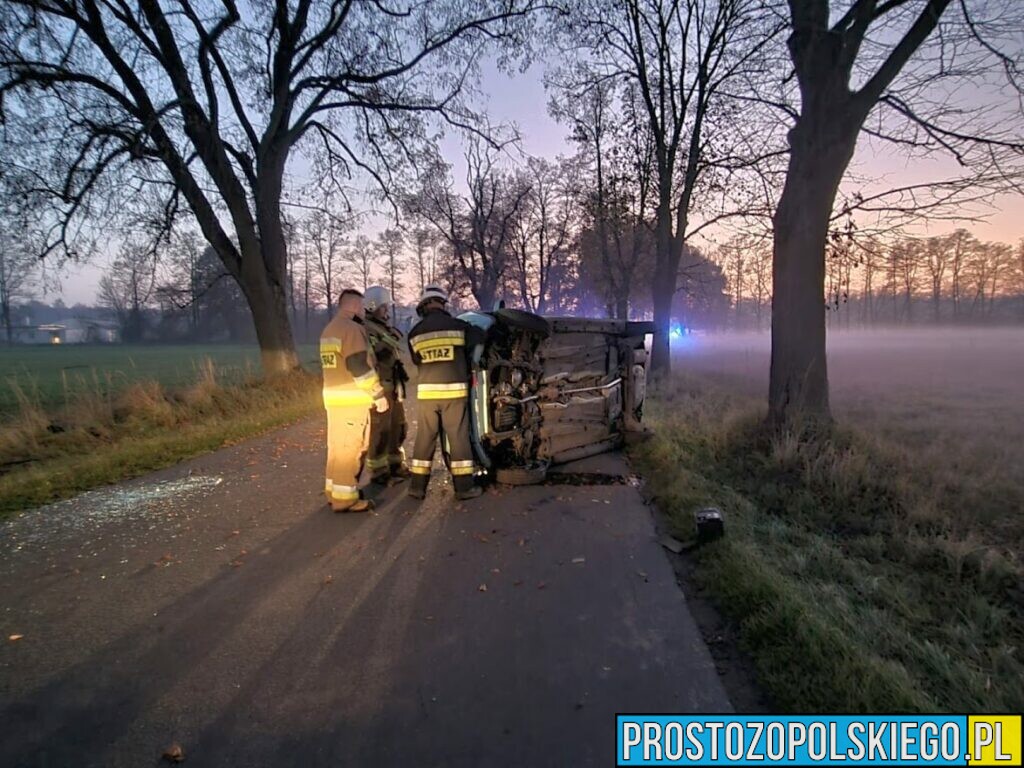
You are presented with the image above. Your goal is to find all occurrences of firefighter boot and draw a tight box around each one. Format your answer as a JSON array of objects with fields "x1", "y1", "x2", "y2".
[
  {"x1": 407, "y1": 474, "x2": 428, "y2": 500},
  {"x1": 452, "y1": 468, "x2": 482, "y2": 501},
  {"x1": 334, "y1": 497, "x2": 375, "y2": 513},
  {"x1": 455, "y1": 485, "x2": 483, "y2": 501}
]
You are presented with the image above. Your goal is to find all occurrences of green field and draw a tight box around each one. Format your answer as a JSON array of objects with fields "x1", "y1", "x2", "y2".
[{"x1": 0, "y1": 344, "x2": 320, "y2": 417}]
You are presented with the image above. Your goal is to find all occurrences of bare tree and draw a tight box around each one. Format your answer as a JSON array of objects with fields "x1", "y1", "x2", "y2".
[
  {"x1": 376, "y1": 228, "x2": 406, "y2": 307},
  {"x1": 0, "y1": 170, "x2": 42, "y2": 342},
  {"x1": 549, "y1": 75, "x2": 619, "y2": 317},
  {"x1": 0, "y1": 217, "x2": 37, "y2": 343},
  {"x1": 0, "y1": 0, "x2": 539, "y2": 373},
  {"x1": 717, "y1": 239, "x2": 747, "y2": 327},
  {"x1": 922, "y1": 235, "x2": 949, "y2": 322},
  {"x1": 892, "y1": 238, "x2": 923, "y2": 323},
  {"x1": 750, "y1": 238, "x2": 773, "y2": 329},
  {"x1": 769, "y1": 0, "x2": 1024, "y2": 423},
  {"x1": 345, "y1": 235, "x2": 377, "y2": 294},
  {"x1": 1017, "y1": 238, "x2": 1024, "y2": 321},
  {"x1": 409, "y1": 140, "x2": 531, "y2": 309},
  {"x1": 947, "y1": 228, "x2": 975, "y2": 320},
  {"x1": 98, "y1": 241, "x2": 157, "y2": 342},
  {"x1": 303, "y1": 208, "x2": 350, "y2": 312},
  {"x1": 509, "y1": 157, "x2": 579, "y2": 313},
  {"x1": 407, "y1": 224, "x2": 441, "y2": 298},
  {"x1": 154, "y1": 229, "x2": 205, "y2": 336},
  {"x1": 557, "y1": 0, "x2": 784, "y2": 376}
]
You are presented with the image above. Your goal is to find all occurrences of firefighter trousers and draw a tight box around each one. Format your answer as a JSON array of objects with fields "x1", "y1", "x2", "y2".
[
  {"x1": 324, "y1": 405, "x2": 370, "y2": 510},
  {"x1": 368, "y1": 393, "x2": 407, "y2": 480},
  {"x1": 409, "y1": 397, "x2": 475, "y2": 494}
]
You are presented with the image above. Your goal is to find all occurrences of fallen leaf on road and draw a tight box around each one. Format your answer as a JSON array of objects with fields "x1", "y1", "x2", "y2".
[
  {"x1": 537, "y1": 581, "x2": 546, "y2": 590},
  {"x1": 571, "y1": 557, "x2": 586, "y2": 565},
  {"x1": 478, "y1": 583, "x2": 488, "y2": 592},
  {"x1": 162, "y1": 743, "x2": 185, "y2": 763},
  {"x1": 491, "y1": 568, "x2": 501, "y2": 574},
  {"x1": 513, "y1": 580, "x2": 523, "y2": 586},
  {"x1": 472, "y1": 532, "x2": 490, "y2": 544},
  {"x1": 322, "y1": 575, "x2": 333, "y2": 585},
  {"x1": 517, "y1": 538, "x2": 527, "y2": 547},
  {"x1": 9, "y1": 634, "x2": 23, "y2": 642}
]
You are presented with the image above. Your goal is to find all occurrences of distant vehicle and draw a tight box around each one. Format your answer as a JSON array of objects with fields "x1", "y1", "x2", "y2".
[{"x1": 459, "y1": 308, "x2": 653, "y2": 485}]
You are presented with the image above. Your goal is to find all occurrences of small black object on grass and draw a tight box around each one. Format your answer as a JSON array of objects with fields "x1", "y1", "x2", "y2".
[{"x1": 694, "y1": 507, "x2": 725, "y2": 543}]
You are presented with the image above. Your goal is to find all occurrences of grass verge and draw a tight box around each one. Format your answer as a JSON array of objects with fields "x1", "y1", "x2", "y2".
[
  {"x1": 630, "y1": 372, "x2": 1024, "y2": 713},
  {"x1": 0, "y1": 362, "x2": 320, "y2": 517}
]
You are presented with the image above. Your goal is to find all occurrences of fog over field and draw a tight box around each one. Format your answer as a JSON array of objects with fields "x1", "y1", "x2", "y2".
[{"x1": 675, "y1": 327, "x2": 1024, "y2": 481}]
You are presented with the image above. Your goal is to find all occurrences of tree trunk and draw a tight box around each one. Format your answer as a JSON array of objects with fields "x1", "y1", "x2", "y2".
[
  {"x1": 615, "y1": 296, "x2": 629, "y2": 320},
  {"x1": 2, "y1": 300, "x2": 12, "y2": 344},
  {"x1": 237, "y1": 248, "x2": 300, "y2": 375},
  {"x1": 473, "y1": 269, "x2": 497, "y2": 312},
  {"x1": 769, "y1": 121, "x2": 858, "y2": 426},
  {"x1": 247, "y1": 160, "x2": 300, "y2": 375},
  {"x1": 234, "y1": 233, "x2": 298, "y2": 375},
  {"x1": 649, "y1": 196, "x2": 678, "y2": 380},
  {"x1": 649, "y1": 277, "x2": 673, "y2": 379}
]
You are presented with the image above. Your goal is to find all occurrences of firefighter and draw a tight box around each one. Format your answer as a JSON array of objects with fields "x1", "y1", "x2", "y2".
[
  {"x1": 363, "y1": 286, "x2": 410, "y2": 484},
  {"x1": 407, "y1": 286, "x2": 484, "y2": 501},
  {"x1": 320, "y1": 288, "x2": 389, "y2": 512}
]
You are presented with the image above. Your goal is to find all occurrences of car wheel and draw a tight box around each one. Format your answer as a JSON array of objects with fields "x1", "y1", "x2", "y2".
[
  {"x1": 494, "y1": 460, "x2": 549, "y2": 486},
  {"x1": 494, "y1": 308, "x2": 551, "y2": 337}
]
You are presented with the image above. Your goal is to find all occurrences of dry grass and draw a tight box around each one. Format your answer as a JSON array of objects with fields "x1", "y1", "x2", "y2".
[
  {"x1": 632, "y1": 332, "x2": 1024, "y2": 712},
  {"x1": 0, "y1": 361, "x2": 320, "y2": 515}
]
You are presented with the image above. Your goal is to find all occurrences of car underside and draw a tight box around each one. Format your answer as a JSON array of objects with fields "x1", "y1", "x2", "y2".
[{"x1": 459, "y1": 308, "x2": 653, "y2": 485}]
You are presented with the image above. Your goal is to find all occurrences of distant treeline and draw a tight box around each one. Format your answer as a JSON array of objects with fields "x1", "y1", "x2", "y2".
[
  {"x1": 9, "y1": 225, "x2": 1022, "y2": 343},
  {"x1": 717, "y1": 229, "x2": 1024, "y2": 330}
]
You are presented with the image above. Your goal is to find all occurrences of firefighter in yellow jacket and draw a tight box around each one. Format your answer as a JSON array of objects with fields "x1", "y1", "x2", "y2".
[
  {"x1": 320, "y1": 289, "x2": 389, "y2": 512},
  {"x1": 363, "y1": 286, "x2": 410, "y2": 484},
  {"x1": 407, "y1": 286, "x2": 484, "y2": 501}
]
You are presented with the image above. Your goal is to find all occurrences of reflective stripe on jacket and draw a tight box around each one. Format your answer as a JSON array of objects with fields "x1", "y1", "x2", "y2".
[
  {"x1": 407, "y1": 309, "x2": 483, "y2": 396},
  {"x1": 417, "y1": 382, "x2": 469, "y2": 400},
  {"x1": 320, "y1": 311, "x2": 384, "y2": 407}
]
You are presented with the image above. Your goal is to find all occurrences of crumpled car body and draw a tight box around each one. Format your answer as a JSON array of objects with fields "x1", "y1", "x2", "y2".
[{"x1": 458, "y1": 308, "x2": 653, "y2": 484}]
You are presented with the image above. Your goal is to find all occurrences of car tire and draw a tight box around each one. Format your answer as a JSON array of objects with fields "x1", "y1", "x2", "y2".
[
  {"x1": 494, "y1": 460, "x2": 549, "y2": 486},
  {"x1": 494, "y1": 308, "x2": 550, "y2": 337}
]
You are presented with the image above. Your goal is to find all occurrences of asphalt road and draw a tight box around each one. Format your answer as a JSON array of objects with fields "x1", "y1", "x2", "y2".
[{"x1": 0, "y1": 414, "x2": 729, "y2": 767}]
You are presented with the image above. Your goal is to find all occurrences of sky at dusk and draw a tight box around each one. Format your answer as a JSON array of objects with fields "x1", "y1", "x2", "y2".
[{"x1": 51, "y1": 58, "x2": 1023, "y2": 306}]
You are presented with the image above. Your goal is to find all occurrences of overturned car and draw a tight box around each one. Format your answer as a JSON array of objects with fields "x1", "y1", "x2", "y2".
[{"x1": 458, "y1": 308, "x2": 653, "y2": 485}]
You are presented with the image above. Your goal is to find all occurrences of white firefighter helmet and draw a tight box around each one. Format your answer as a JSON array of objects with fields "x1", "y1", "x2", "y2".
[
  {"x1": 364, "y1": 285, "x2": 391, "y2": 313},
  {"x1": 416, "y1": 285, "x2": 449, "y2": 314}
]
